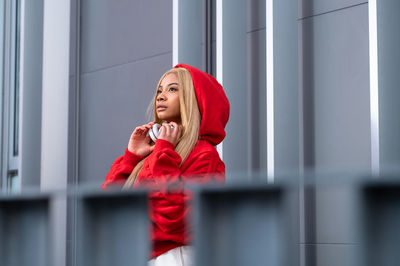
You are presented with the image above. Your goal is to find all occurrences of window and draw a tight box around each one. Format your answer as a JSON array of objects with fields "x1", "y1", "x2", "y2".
[{"x1": 1, "y1": 0, "x2": 21, "y2": 192}]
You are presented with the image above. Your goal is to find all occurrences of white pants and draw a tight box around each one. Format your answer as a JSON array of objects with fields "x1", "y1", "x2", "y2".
[{"x1": 148, "y1": 246, "x2": 193, "y2": 266}]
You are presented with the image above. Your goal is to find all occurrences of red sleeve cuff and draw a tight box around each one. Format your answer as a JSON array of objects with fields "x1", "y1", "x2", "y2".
[
  {"x1": 154, "y1": 139, "x2": 175, "y2": 152},
  {"x1": 123, "y1": 148, "x2": 144, "y2": 166}
]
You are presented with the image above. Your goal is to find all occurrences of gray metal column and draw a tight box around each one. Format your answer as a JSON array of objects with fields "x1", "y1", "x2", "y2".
[
  {"x1": 193, "y1": 184, "x2": 296, "y2": 266},
  {"x1": 218, "y1": 0, "x2": 248, "y2": 177},
  {"x1": 76, "y1": 190, "x2": 149, "y2": 266},
  {"x1": 272, "y1": 0, "x2": 299, "y2": 178},
  {"x1": 0, "y1": 194, "x2": 50, "y2": 266}
]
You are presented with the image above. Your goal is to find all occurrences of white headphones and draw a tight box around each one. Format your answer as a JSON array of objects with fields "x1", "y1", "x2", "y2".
[{"x1": 147, "y1": 123, "x2": 174, "y2": 142}]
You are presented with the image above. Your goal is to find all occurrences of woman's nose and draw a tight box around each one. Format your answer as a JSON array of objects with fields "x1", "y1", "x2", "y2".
[{"x1": 157, "y1": 92, "x2": 166, "y2": 101}]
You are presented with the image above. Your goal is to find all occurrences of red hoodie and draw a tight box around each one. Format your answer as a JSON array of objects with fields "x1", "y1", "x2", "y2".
[{"x1": 101, "y1": 63, "x2": 230, "y2": 258}]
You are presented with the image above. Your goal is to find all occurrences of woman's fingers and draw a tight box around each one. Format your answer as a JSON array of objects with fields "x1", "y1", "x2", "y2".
[
  {"x1": 169, "y1": 122, "x2": 179, "y2": 138},
  {"x1": 136, "y1": 122, "x2": 155, "y2": 136},
  {"x1": 155, "y1": 122, "x2": 182, "y2": 146},
  {"x1": 162, "y1": 122, "x2": 171, "y2": 136},
  {"x1": 133, "y1": 125, "x2": 150, "y2": 137}
]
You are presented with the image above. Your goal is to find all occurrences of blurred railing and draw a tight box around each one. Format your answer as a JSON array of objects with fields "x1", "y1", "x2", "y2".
[{"x1": 0, "y1": 176, "x2": 400, "y2": 266}]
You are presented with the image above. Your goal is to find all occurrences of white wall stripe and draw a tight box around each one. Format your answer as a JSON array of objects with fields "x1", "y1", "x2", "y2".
[
  {"x1": 368, "y1": 0, "x2": 380, "y2": 176},
  {"x1": 41, "y1": 2, "x2": 70, "y2": 265},
  {"x1": 266, "y1": 0, "x2": 274, "y2": 183},
  {"x1": 216, "y1": 0, "x2": 223, "y2": 159},
  {"x1": 172, "y1": 0, "x2": 179, "y2": 66}
]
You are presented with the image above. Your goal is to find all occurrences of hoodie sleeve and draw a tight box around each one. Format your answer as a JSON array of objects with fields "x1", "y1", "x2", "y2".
[
  {"x1": 148, "y1": 139, "x2": 225, "y2": 186},
  {"x1": 101, "y1": 148, "x2": 144, "y2": 190}
]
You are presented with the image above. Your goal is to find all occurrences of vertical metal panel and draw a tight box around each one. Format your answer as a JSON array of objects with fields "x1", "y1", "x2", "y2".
[
  {"x1": 194, "y1": 185, "x2": 291, "y2": 266},
  {"x1": 19, "y1": 0, "x2": 43, "y2": 188},
  {"x1": 376, "y1": 0, "x2": 400, "y2": 171},
  {"x1": 0, "y1": 195, "x2": 50, "y2": 266},
  {"x1": 273, "y1": 0, "x2": 299, "y2": 178},
  {"x1": 0, "y1": 0, "x2": 6, "y2": 189},
  {"x1": 218, "y1": 0, "x2": 247, "y2": 177},
  {"x1": 247, "y1": 28, "x2": 267, "y2": 174},
  {"x1": 300, "y1": 4, "x2": 370, "y2": 171},
  {"x1": 175, "y1": 0, "x2": 204, "y2": 70},
  {"x1": 76, "y1": 191, "x2": 149, "y2": 266}
]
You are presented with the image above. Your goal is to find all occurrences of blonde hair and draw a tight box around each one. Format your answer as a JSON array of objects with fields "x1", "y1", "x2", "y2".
[{"x1": 123, "y1": 68, "x2": 201, "y2": 188}]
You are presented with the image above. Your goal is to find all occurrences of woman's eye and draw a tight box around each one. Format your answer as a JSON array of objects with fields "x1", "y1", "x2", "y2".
[
  {"x1": 169, "y1": 87, "x2": 177, "y2": 92},
  {"x1": 156, "y1": 90, "x2": 162, "y2": 94}
]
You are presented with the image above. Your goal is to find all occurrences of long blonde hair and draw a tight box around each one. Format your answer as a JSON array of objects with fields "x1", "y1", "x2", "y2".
[{"x1": 123, "y1": 67, "x2": 201, "y2": 188}]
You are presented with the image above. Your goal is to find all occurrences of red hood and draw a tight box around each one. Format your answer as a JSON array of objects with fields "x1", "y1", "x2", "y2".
[{"x1": 174, "y1": 64, "x2": 230, "y2": 146}]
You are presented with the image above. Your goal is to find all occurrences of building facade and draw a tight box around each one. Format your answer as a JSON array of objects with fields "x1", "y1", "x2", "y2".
[{"x1": 0, "y1": 0, "x2": 399, "y2": 265}]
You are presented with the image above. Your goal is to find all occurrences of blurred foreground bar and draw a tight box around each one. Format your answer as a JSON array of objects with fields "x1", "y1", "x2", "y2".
[
  {"x1": 362, "y1": 181, "x2": 400, "y2": 266},
  {"x1": 0, "y1": 194, "x2": 50, "y2": 266},
  {"x1": 76, "y1": 190, "x2": 149, "y2": 266},
  {"x1": 194, "y1": 184, "x2": 294, "y2": 266}
]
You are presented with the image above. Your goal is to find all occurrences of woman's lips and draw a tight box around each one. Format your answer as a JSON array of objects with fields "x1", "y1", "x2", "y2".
[{"x1": 157, "y1": 106, "x2": 167, "y2": 111}]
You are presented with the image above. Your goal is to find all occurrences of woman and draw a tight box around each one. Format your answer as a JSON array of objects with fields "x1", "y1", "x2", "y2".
[{"x1": 102, "y1": 64, "x2": 230, "y2": 265}]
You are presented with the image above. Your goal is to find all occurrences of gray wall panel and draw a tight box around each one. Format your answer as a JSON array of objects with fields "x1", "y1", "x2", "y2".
[
  {"x1": 80, "y1": 0, "x2": 172, "y2": 73},
  {"x1": 301, "y1": 4, "x2": 370, "y2": 172},
  {"x1": 299, "y1": 0, "x2": 367, "y2": 19},
  {"x1": 314, "y1": 185, "x2": 359, "y2": 244},
  {"x1": 69, "y1": 0, "x2": 77, "y2": 77},
  {"x1": 222, "y1": 0, "x2": 248, "y2": 177},
  {"x1": 20, "y1": 0, "x2": 43, "y2": 188},
  {"x1": 247, "y1": 29, "x2": 267, "y2": 172},
  {"x1": 274, "y1": 0, "x2": 299, "y2": 176},
  {"x1": 79, "y1": 54, "x2": 171, "y2": 184},
  {"x1": 178, "y1": 0, "x2": 205, "y2": 70},
  {"x1": 301, "y1": 5, "x2": 370, "y2": 265},
  {"x1": 377, "y1": 0, "x2": 400, "y2": 170},
  {"x1": 247, "y1": 0, "x2": 265, "y2": 32}
]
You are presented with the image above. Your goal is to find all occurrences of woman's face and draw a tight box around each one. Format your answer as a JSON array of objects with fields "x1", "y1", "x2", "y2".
[{"x1": 156, "y1": 73, "x2": 181, "y2": 123}]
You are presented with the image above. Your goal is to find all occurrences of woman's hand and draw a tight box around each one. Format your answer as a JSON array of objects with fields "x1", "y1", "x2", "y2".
[
  {"x1": 128, "y1": 122, "x2": 156, "y2": 157},
  {"x1": 158, "y1": 122, "x2": 182, "y2": 147}
]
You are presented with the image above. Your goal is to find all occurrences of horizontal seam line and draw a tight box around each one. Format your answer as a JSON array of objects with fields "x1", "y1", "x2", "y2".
[
  {"x1": 300, "y1": 243, "x2": 359, "y2": 245},
  {"x1": 81, "y1": 50, "x2": 172, "y2": 76},
  {"x1": 298, "y1": 2, "x2": 368, "y2": 20},
  {"x1": 247, "y1": 27, "x2": 266, "y2": 34}
]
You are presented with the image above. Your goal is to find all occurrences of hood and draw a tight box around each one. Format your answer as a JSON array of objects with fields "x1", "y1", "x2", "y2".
[{"x1": 174, "y1": 63, "x2": 230, "y2": 146}]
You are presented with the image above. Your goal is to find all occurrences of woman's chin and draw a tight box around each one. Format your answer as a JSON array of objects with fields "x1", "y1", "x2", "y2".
[
  {"x1": 156, "y1": 113, "x2": 181, "y2": 123},
  {"x1": 157, "y1": 114, "x2": 168, "y2": 121},
  {"x1": 159, "y1": 117, "x2": 181, "y2": 124}
]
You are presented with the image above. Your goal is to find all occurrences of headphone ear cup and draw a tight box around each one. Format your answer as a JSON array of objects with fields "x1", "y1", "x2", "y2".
[
  {"x1": 149, "y1": 124, "x2": 161, "y2": 142},
  {"x1": 148, "y1": 128, "x2": 157, "y2": 142},
  {"x1": 153, "y1": 124, "x2": 161, "y2": 137}
]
